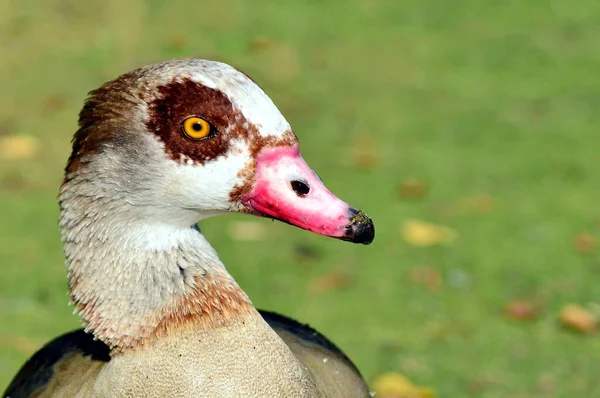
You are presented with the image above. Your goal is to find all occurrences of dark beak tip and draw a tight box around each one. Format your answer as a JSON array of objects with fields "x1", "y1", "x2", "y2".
[
  {"x1": 355, "y1": 219, "x2": 375, "y2": 245},
  {"x1": 343, "y1": 211, "x2": 375, "y2": 245}
]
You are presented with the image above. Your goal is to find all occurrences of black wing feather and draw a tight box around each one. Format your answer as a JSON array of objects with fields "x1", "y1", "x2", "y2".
[{"x1": 3, "y1": 329, "x2": 110, "y2": 398}]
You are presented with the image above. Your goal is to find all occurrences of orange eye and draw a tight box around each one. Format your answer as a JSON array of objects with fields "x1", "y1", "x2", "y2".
[{"x1": 182, "y1": 116, "x2": 213, "y2": 140}]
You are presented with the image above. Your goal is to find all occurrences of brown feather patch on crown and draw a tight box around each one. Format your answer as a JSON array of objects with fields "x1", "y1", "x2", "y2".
[
  {"x1": 65, "y1": 69, "x2": 298, "y2": 189},
  {"x1": 66, "y1": 71, "x2": 146, "y2": 177}
]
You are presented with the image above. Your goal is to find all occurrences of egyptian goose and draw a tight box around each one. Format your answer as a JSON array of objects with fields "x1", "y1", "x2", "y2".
[{"x1": 3, "y1": 59, "x2": 375, "y2": 397}]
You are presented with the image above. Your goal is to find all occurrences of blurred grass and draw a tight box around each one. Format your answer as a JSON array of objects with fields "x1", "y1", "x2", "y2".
[{"x1": 1, "y1": 0, "x2": 599, "y2": 396}]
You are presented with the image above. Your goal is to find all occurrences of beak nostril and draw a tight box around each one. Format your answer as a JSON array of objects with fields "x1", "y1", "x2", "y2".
[{"x1": 290, "y1": 180, "x2": 310, "y2": 197}]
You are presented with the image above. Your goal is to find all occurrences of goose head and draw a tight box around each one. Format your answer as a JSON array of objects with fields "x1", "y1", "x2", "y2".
[{"x1": 64, "y1": 59, "x2": 374, "y2": 244}]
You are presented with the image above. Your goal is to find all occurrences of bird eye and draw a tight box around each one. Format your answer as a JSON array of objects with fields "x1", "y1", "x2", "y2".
[{"x1": 181, "y1": 116, "x2": 214, "y2": 140}]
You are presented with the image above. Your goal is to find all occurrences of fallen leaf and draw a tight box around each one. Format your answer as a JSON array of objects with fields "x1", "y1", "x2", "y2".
[
  {"x1": 537, "y1": 373, "x2": 556, "y2": 393},
  {"x1": 461, "y1": 193, "x2": 494, "y2": 214},
  {"x1": 41, "y1": 94, "x2": 66, "y2": 114},
  {"x1": 408, "y1": 266, "x2": 442, "y2": 292},
  {"x1": 249, "y1": 37, "x2": 276, "y2": 52},
  {"x1": 0, "y1": 135, "x2": 41, "y2": 161},
  {"x1": 351, "y1": 136, "x2": 380, "y2": 170},
  {"x1": 573, "y1": 233, "x2": 596, "y2": 254},
  {"x1": 308, "y1": 272, "x2": 351, "y2": 294},
  {"x1": 504, "y1": 300, "x2": 540, "y2": 322},
  {"x1": 401, "y1": 220, "x2": 457, "y2": 247},
  {"x1": 466, "y1": 377, "x2": 498, "y2": 394},
  {"x1": 371, "y1": 372, "x2": 436, "y2": 398},
  {"x1": 0, "y1": 334, "x2": 39, "y2": 356},
  {"x1": 0, "y1": 118, "x2": 15, "y2": 136},
  {"x1": 398, "y1": 179, "x2": 428, "y2": 200},
  {"x1": 559, "y1": 304, "x2": 597, "y2": 334},
  {"x1": 353, "y1": 148, "x2": 379, "y2": 170},
  {"x1": 165, "y1": 35, "x2": 187, "y2": 52},
  {"x1": 0, "y1": 171, "x2": 29, "y2": 192},
  {"x1": 465, "y1": 371, "x2": 507, "y2": 393},
  {"x1": 228, "y1": 221, "x2": 267, "y2": 241}
]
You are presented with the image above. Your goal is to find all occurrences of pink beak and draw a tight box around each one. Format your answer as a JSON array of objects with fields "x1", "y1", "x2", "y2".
[{"x1": 241, "y1": 145, "x2": 374, "y2": 244}]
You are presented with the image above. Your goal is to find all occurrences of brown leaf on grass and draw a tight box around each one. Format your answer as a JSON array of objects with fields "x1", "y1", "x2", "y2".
[
  {"x1": 408, "y1": 266, "x2": 442, "y2": 292},
  {"x1": 0, "y1": 135, "x2": 41, "y2": 161},
  {"x1": 537, "y1": 373, "x2": 556, "y2": 393},
  {"x1": 398, "y1": 179, "x2": 428, "y2": 200},
  {"x1": 559, "y1": 304, "x2": 597, "y2": 334},
  {"x1": 249, "y1": 37, "x2": 276, "y2": 52},
  {"x1": 14, "y1": 335, "x2": 39, "y2": 355},
  {"x1": 228, "y1": 221, "x2": 267, "y2": 241},
  {"x1": 460, "y1": 193, "x2": 494, "y2": 214},
  {"x1": 0, "y1": 334, "x2": 39, "y2": 356},
  {"x1": 165, "y1": 35, "x2": 187, "y2": 52},
  {"x1": 401, "y1": 220, "x2": 457, "y2": 247},
  {"x1": 308, "y1": 272, "x2": 352, "y2": 294},
  {"x1": 353, "y1": 148, "x2": 379, "y2": 170},
  {"x1": 371, "y1": 372, "x2": 436, "y2": 398},
  {"x1": 573, "y1": 233, "x2": 597, "y2": 254},
  {"x1": 465, "y1": 378, "x2": 497, "y2": 394},
  {"x1": 465, "y1": 371, "x2": 507, "y2": 394},
  {"x1": 0, "y1": 171, "x2": 29, "y2": 192},
  {"x1": 41, "y1": 94, "x2": 66, "y2": 114},
  {"x1": 0, "y1": 118, "x2": 15, "y2": 136},
  {"x1": 504, "y1": 300, "x2": 540, "y2": 322},
  {"x1": 351, "y1": 135, "x2": 380, "y2": 170}
]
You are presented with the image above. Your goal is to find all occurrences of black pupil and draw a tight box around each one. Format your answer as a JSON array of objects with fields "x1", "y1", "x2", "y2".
[
  {"x1": 192, "y1": 122, "x2": 204, "y2": 132},
  {"x1": 291, "y1": 180, "x2": 310, "y2": 196}
]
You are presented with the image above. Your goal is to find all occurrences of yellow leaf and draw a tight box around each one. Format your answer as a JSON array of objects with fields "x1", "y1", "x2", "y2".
[
  {"x1": 372, "y1": 372, "x2": 436, "y2": 398},
  {"x1": 559, "y1": 304, "x2": 597, "y2": 334},
  {"x1": 401, "y1": 220, "x2": 457, "y2": 247},
  {"x1": 0, "y1": 135, "x2": 41, "y2": 161}
]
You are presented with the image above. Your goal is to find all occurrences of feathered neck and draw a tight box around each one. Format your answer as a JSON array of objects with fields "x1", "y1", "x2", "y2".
[{"x1": 59, "y1": 177, "x2": 254, "y2": 352}]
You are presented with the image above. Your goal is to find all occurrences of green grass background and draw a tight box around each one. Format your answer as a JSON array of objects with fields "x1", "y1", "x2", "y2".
[{"x1": 1, "y1": 0, "x2": 599, "y2": 396}]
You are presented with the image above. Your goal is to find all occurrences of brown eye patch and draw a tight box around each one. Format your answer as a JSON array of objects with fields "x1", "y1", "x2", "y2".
[{"x1": 146, "y1": 78, "x2": 248, "y2": 164}]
